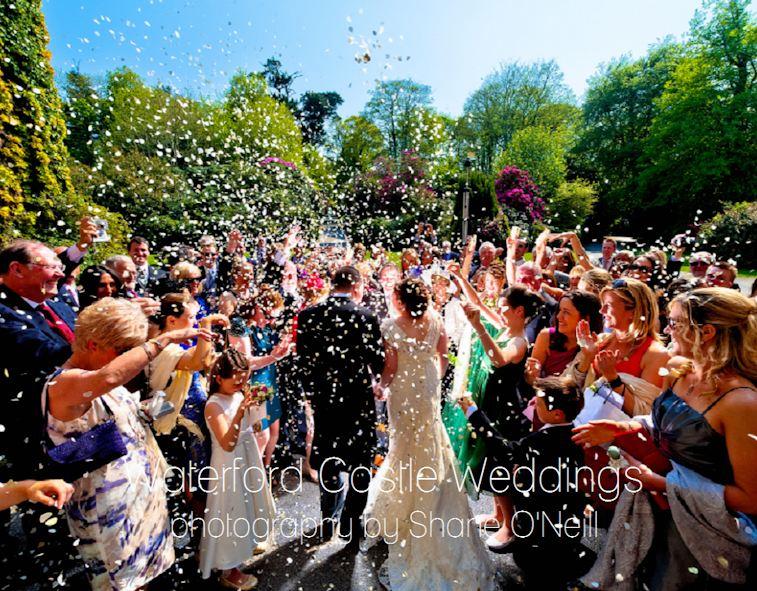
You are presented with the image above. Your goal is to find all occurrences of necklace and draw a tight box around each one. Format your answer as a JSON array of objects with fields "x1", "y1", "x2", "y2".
[{"x1": 684, "y1": 381, "x2": 717, "y2": 399}]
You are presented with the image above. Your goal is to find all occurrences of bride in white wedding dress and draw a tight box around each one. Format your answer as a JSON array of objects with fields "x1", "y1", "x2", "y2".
[{"x1": 363, "y1": 278, "x2": 497, "y2": 591}]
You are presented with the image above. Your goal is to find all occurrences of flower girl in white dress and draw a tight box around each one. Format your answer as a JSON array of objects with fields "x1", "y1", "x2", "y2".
[{"x1": 200, "y1": 349, "x2": 276, "y2": 590}]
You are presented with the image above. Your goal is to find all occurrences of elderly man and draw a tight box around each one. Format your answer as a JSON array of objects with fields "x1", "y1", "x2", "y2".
[
  {"x1": 470, "y1": 241, "x2": 504, "y2": 280},
  {"x1": 104, "y1": 254, "x2": 138, "y2": 296},
  {"x1": 440, "y1": 240, "x2": 460, "y2": 262},
  {"x1": 0, "y1": 240, "x2": 78, "y2": 480}
]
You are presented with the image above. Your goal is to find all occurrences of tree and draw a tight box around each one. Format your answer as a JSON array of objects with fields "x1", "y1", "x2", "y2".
[
  {"x1": 261, "y1": 57, "x2": 300, "y2": 112},
  {"x1": 698, "y1": 201, "x2": 757, "y2": 268},
  {"x1": 495, "y1": 125, "x2": 570, "y2": 199},
  {"x1": 298, "y1": 91, "x2": 343, "y2": 145},
  {"x1": 548, "y1": 180, "x2": 597, "y2": 231},
  {"x1": 333, "y1": 115, "x2": 385, "y2": 180},
  {"x1": 62, "y1": 70, "x2": 107, "y2": 166},
  {"x1": 223, "y1": 71, "x2": 304, "y2": 166},
  {"x1": 362, "y1": 79, "x2": 433, "y2": 159},
  {"x1": 571, "y1": 42, "x2": 684, "y2": 228},
  {"x1": 462, "y1": 61, "x2": 576, "y2": 170},
  {"x1": 638, "y1": 0, "x2": 755, "y2": 226},
  {"x1": 0, "y1": 0, "x2": 124, "y2": 243}
]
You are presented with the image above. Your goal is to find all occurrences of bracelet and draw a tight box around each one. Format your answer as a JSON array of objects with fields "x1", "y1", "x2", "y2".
[
  {"x1": 608, "y1": 375, "x2": 623, "y2": 389},
  {"x1": 149, "y1": 338, "x2": 167, "y2": 352},
  {"x1": 141, "y1": 342, "x2": 157, "y2": 362}
]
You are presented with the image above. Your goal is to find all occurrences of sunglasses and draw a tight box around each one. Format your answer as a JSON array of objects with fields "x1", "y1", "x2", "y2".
[
  {"x1": 627, "y1": 264, "x2": 652, "y2": 272},
  {"x1": 690, "y1": 261, "x2": 709, "y2": 267}
]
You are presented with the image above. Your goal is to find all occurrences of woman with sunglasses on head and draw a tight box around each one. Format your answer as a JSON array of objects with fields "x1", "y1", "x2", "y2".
[
  {"x1": 527, "y1": 290, "x2": 603, "y2": 382},
  {"x1": 572, "y1": 288, "x2": 757, "y2": 589},
  {"x1": 170, "y1": 261, "x2": 209, "y2": 318},
  {"x1": 572, "y1": 277, "x2": 670, "y2": 423}
]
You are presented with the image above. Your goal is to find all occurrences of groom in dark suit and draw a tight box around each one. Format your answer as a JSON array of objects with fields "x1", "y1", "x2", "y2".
[{"x1": 297, "y1": 265, "x2": 385, "y2": 545}]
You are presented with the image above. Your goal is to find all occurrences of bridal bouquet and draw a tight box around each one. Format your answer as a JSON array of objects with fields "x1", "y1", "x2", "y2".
[{"x1": 244, "y1": 383, "x2": 273, "y2": 405}]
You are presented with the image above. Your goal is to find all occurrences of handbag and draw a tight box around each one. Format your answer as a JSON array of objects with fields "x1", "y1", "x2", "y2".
[{"x1": 42, "y1": 382, "x2": 128, "y2": 482}]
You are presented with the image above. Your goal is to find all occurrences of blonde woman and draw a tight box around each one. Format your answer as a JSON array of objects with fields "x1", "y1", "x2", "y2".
[
  {"x1": 573, "y1": 277, "x2": 670, "y2": 422},
  {"x1": 170, "y1": 260, "x2": 209, "y2": 318},
  {"x1": 573, "y1": 288, "x2": 757, "y2": 588},
  {"x1": 577, "y1": 267, "x2": 613, "y2": 295},
  {"x1": 44, "y1": 298, "x2": 205, "y2": 590}
]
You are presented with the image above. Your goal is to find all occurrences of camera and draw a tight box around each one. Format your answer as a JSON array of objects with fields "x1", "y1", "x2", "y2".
[{"x1": 91, "y1": 217, "x2": 111, "y2": 243}]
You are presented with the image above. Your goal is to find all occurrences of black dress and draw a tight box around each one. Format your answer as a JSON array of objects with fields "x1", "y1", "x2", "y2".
[
  {"x1": 652, "y1": 387, "x2": 737, "y2": 485},
  {"x1": 477, "y1": 356, "x2": 530, "y2": 494}
]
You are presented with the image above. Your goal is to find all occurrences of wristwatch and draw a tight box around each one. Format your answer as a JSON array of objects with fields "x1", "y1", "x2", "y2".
[{"x1": 608, "y1": 375, "x2": 623, "y2": 389}]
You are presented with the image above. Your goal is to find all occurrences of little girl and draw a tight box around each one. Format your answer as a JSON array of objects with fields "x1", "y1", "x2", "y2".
[{"x1": 200, "y1": 349, "x2": 276, "y2": 590}]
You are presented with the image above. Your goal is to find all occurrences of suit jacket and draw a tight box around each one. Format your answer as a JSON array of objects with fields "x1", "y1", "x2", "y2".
[
  {"x1": 468, "y1": 409, "x2": 586, "y2": 541},
  {"x1": 0, "y1": 285, "x2": 76, "y2": 480},
  {"x1": 135, "y1": 264, "x2": 167, "y2": 296},
  {"x1": 296, "y1": 295, "x2": 384, "y2": 468}
]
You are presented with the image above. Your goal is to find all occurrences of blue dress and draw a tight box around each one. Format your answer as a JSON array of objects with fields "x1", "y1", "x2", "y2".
[{"x1": 249, "y1": 325, "x2": 283, "y2": 429}]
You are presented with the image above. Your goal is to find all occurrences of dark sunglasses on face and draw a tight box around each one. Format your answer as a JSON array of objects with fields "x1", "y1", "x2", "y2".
[
  {"x1": 627, "y1": 264, "x2": 652, "y2": 272},
  {"x1": 690, "y1": 261, "x2": 708, "y2": 267}
]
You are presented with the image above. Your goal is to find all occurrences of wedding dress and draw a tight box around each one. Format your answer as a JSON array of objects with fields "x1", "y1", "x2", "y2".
[{"x1": 363, "y1": 314, "x2": 497, "y2": 591}]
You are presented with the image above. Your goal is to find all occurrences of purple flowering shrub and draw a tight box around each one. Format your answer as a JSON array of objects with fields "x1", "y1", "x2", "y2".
[
  {"x1": 259, "y1": 156, "x2": 298, "y2": 170},
  {"x1": 494, "y1": 166, "x2": 545, "y2": 223}
]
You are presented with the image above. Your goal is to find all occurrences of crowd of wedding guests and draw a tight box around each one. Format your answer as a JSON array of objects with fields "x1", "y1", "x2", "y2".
[{"x1": 0, "y1": 216, "x2": 755, "y2": 590}]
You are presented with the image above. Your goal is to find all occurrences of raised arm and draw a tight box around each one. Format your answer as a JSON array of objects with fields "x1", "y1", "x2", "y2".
[
  {"x1": 48, "y1": 328, "x2": 201, "y2": 420},
  {"x1": 560, "y1": 232, "x2": 593, "y2": 271},
  {"x1": 175, "y1": 314, "x2": 227, "y2": 372},
  {"x1": 449, "y1": 264, "x2": 505, "y2": 329},
  {"x1": 464, "y1": 303, "x2": 527, "y2": 368},
  {"x1": 460, "y1": 234, "x2": 477, "y2": 279}
]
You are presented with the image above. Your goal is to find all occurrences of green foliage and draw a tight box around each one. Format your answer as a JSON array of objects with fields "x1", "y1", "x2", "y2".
[
  {"x1": 574, "y1": 0, "x2": 755, "y2": 235},
  {"x1": 639, "y1": 0, "x2": 756, "y2": 226},
  {"x1": 261, "y1": 57, "x2": 300, "y2": 112},
  {"x1": 495, "y1": 125, "x2": 570, "y2": 198},
  {"x1": 0, "y1": 0, "x2": 124, "y2": 246},
  {"x1": 333, "y1": 115, "x2": 385, "y2": 180},
  {"x1": 363, "y1": 79, "x2": 434, "y2": 159},
  {"x1": 547, "y1": 180, "x2": 597, "y2": 231},
  {"x1": 65, "y1": 66, "x2": 321, "y2": 247},
  {"x1": 572, "y1": 42, "x2": 684, "y2": 228},
  {"x1": 462, "y1": 61, "x2": 576, "y2": 170},
  {"x1": 341, "y1": 151, "x2": 454, "y2": 247},
  {"x1": 299, "y1": 91, "x2": 343, "y2": 145},
  {"x1": 62, "y1": 70, "x2": 106, "y2": 166},
  {"x1": 699, "y1": 201, "x2": 757, "y2": 268}
]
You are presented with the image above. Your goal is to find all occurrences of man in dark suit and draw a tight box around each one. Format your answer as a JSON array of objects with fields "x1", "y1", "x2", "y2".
[
  {"x1": 296, "y1": 266, "x2": 385, "y2": 545},
  {"x1": 129, "y1": 235, "x2": 167, "y2": 296},
  {"x1": 0, "y1": 239, "x2": 83, "y2": 588},
  {"x1": 0, "y1": 240, "x2": 78, "y2": 480}
]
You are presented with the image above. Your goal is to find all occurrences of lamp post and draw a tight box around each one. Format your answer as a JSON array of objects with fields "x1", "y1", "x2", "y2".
[{"x1": 461, "y1": 151, "x2": 475, "y2": 244}]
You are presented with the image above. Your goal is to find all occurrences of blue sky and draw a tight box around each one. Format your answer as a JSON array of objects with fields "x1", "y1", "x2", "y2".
[{"x1": 44, "y1": 0, "x2": 705, "y2": 116}]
